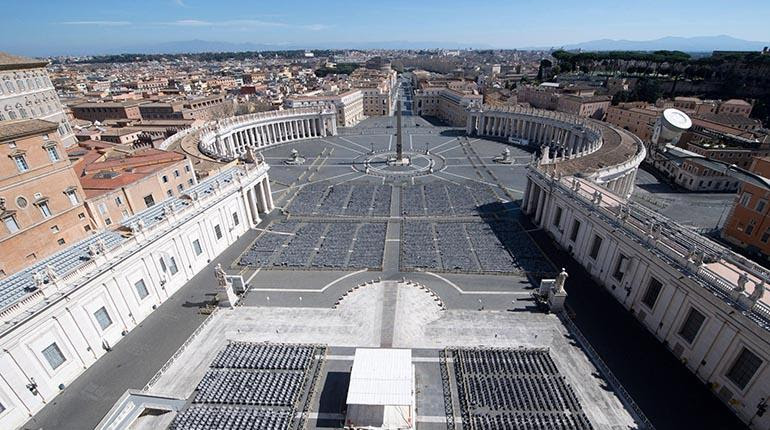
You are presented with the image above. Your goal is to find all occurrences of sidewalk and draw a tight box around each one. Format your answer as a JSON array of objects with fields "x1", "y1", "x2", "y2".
[{"x1": 23, "y1": 227, "x2": 263, "y2": 430}]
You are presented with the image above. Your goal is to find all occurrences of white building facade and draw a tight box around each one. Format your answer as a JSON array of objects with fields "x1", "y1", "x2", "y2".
[
  {"x1": 523, "y1": 167, "x2": 770, "y2": 428},
  {"x1": 0, "y1": 53, "x2": 77, "y2": 147},
  {"x1": 0, "y1": 163, "x2": 273, "y2": 429}
]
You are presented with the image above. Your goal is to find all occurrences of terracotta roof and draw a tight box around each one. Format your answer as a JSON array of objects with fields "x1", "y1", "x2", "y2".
[
  {"x1": 0, "y1": 52, "x2": 48, "y2": 70},
  {"x1": 0, "y1": 119, "x2": 58, "y2": 142},
  {"x1": 68, "y1": 141, "x2": 187, "y2": 198}
]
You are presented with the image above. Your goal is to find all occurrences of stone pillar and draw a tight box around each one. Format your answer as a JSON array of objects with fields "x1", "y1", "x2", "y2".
[
  {"x1": 240, "y1": 188, "x2": 255, "y2": 228},
  {"x1": 522, "y1": 179, "x2": 532, "y2": 212},
  {"x1": 244, "y1": 187, "x2": 259, "y2": 226},
  {"x1": 252, "y1": 183, "x2": 264, "y2": 213},
  {"x1": 526, "y1": 180, "x2": 537, "y2": 214},
  {"x1": 262, "y1": 178, "x2": 274, "y2": 211},
  {"x1": 534, "y1": 186, "x2": 546, "y2": 224}
]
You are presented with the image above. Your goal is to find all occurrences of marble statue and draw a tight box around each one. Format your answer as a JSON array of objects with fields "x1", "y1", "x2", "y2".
[
  {"x1": 554, "y1": 268, "x2": 568, "y2": 294},
  {"x1": 214, "y1": 263, "x2": 228, "y2": 287}
]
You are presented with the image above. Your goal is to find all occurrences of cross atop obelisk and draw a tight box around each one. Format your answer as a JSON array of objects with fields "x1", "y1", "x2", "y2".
[{"x1": 396, "y1": 99, "x2": 403, "y2": 160}]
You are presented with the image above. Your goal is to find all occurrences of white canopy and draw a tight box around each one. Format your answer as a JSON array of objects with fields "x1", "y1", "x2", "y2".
[{"x1": 345, "y1": 348, "x2": 414, "y2": 430}]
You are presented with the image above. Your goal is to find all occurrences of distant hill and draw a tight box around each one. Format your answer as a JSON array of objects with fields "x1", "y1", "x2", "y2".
[{"x1": 557, "y1": 35, "x2": 769, "y2": 52}]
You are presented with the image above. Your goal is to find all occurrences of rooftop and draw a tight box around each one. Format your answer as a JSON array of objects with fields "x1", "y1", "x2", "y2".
[
  {"x1": 346, "y1": 348, "x2": 412, "y2": 406},
  {"x1": 0, "y1": 119, "x2": 59, "y2": 142},
  {"x1": 68, "y1": 142, "x2": 187, "y2": 198},
  {"x1": 0, "y1": 52, "x2": 47, "y2": 70}
]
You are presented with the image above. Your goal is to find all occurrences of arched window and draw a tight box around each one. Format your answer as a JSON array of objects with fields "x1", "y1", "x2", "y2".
[
  {"x1": 16, "y1": 80, "x2": 24, "y2": 91},
  {"x1": 5, "y1": 81, "x2": 13, "y2": 93},
  {"x1": 8, "y1": 111, "x2": 17, "y2": 119},
  {"x1": 19, "y1": 107, "x2": 27, "y2": 118}
]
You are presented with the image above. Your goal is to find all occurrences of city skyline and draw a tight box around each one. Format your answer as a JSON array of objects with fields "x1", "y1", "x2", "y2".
[{"x1": 2, "y1": 0, "x2": 770, "y2": 56}]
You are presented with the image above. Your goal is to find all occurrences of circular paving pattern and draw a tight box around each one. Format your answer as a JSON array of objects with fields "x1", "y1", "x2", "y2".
[{"x1": 352, "y1": 150, "x2": 446, "y2": 179}]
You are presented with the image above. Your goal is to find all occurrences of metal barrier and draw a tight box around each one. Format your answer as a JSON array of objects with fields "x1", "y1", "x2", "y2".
[
  {"x1": 559, "y1": 312, "x2": 656, "y2": 430},
  {"x1": 143, "y1": 307, "x2": 219, "y2": 391}
]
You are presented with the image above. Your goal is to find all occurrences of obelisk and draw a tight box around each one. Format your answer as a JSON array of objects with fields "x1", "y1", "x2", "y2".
[{"x1": 396, "y1": 99, "x2": 403, "y2": 161}]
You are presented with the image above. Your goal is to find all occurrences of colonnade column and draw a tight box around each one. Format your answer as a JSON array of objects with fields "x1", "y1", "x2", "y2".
[
  {"x1": 243, "y1": 186, "x2": 259, "y2": 226},
  {"x1": 262, "y1": 178, "x2": 274, "y2": 212},
  {"x1": 534, "y1": 185, "x2": 546, "y2": 225},
  {"x1": 521, "y1": 178, "x2": 532, "y2": 212}
]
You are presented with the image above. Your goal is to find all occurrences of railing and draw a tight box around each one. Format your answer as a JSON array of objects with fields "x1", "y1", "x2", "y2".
[
  {"x1": 474, "y1": 104, "x2": 603, "y2": 136},
  {"x1": 589, "y1": 129, "x2": 647, "y2": 183},
  {"x1": 143, "y1": 307, "x2": 219, "y2": 391},
  {"x1": 559, "y1": 313, "x2": 656, "y2": 430},
  {"x1": 530, "y1": 167, "x2": 770, "y2": 330},
  {"x1": 1, "y1": 165, "x2": 268, "y2": 327}
]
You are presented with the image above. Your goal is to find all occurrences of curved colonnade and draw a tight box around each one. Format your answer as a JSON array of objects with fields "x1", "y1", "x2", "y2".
[
  {"x1": 161, "y1": 106, "x2": 338, "y2": 160},
  {"x1": 467, "y1": 105, "x2": 644, "y2": 199},
  {"x1": 467, "y1": 105, "x2": 604, "y2": 161}
]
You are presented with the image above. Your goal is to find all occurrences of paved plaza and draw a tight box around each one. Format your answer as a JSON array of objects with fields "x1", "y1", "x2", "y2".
[{"x1": 25, "y1": 117, "x2": 747, "y2": 430}]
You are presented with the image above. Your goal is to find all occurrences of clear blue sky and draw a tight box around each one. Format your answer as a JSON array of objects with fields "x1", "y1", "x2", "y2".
[{"x1": 2, "y1": 0, "x2": 769, "y2": 55}]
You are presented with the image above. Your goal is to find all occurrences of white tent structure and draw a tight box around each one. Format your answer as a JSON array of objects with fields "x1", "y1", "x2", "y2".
[{"x1": 345, "y1": 348, "x2": 415, "y2": 429}]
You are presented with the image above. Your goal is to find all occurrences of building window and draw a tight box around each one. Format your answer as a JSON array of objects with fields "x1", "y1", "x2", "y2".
[
  {"x1": 570, "y1": 219, "x2": 581, "y2": 242},
  {"x1": 46, "y1": 146, "x2": 60, "y2": 162},
  {"x1": 177, "y1": 184, "x2": 183, "y2": 192},
  {"x1": 214, "y1": 224, "x2": 222, "y2": 240},
  {"x1": 50, "y1": 225, "x2": 59, "y2": 233},
  {"x1": 613, "y1": 255, "x2": 628, "y2": 281},
  {"x1": 745, "y1": 222, "x2": 755, "y2": 236},
  {"x1": 168, "y1": 256, "x2": 179, "y2": 275},
  {"x1": 105, "y1": 218, "x2": 112, "y2": 226},
  {"x1": 589, "y1": 235, "x2": 602, "y2": 259},
  {"x1": 174, "y1": 169, "x2": 180, "y2": 177},
  {"x1": 57, "y1": 238, "x2": 65, "y2": 245},
  {"x1": 143, "y1": 194, "x2": 155, "y2": 208},
  {"x1": 726, "y1": 347, "x2": 762, "y2": 390},
  {"x1": 185, "y1": 165, "x2": 191, "y2": 173},
  {"x1": 0, "y1": 400, "x2": 5, "y2": 414},
  {"x1": 93, "y1": 306, "x2": 113, "y2": 330},
  {"x1": 115, "y1": 196, "x2": 123, "y2": 206},
  {"x1": 232, "y1": 212, "x2": 239, "y2": 226},
  {"x1": 84, "y1": 225, "x2": 91, "y2": 232},
  {"x1": 166, "y1": 190, "x2": 173, "y2": 197},
  {"x1": 38, "y1": 201, "x2": 52, "y2": 218},
  {"x1": 12, "y1": 155, "x2": 28, "y2": 172},
  {"x1": 740, "y1": 192, "x2": 752, "y2": 206},
  {"x1": 3, "y1": 216, "x2": 20, "y2": 234},
  {"x1": 192, "y1": 239, "x2": 203, "y2": 256},
  {"x1": 78, "y1": 212, "x2": 86, "y2": 219},
  {"x1": 641, "y1": 278, "x2": 663, "y2": 309},
  {"x1": 162, "y1": 175, "x2": 168, "y2": 183},
  {"x1": 65, "y1": 190, "x2": 79, "y2": 206},
  {"x1": 134, "y1": 279, "x2": 149, "y2": 299},
  {"x1": 158, "y1": 256, "x2": 167, "y2": 273},
  {"x1": 761, "y1": 228, "x2": 770, "y2": 244},
  {"x1": 42, "y1": 342, "x2": 66, "y2": 370},
  {"x1": 188, "y1": 178, "x2": 194, "y2": 186},
  {"x1": 678, "y1": 308, "x2": 706, "y2": 344}
]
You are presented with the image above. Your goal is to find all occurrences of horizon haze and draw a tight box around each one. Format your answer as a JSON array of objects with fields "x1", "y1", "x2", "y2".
[{"x1": 2, "y1": 0, "x2": 769, "y2": 56}]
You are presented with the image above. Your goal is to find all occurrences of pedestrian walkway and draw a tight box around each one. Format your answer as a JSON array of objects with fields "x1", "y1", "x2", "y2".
[{"x1": 24, "y1": 227, "x2": 264, "y2": 430}]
